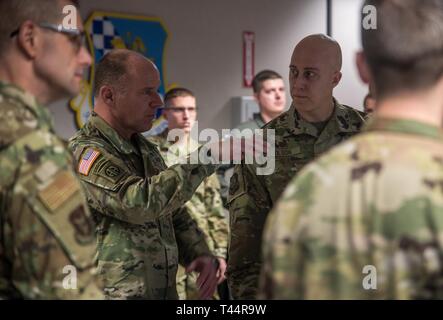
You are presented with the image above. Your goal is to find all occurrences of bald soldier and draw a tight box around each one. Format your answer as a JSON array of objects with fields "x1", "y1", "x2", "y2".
[
  {"x1": 0, "y1": 0, "x2": 103, "y2": 299},
  {"x1": 261, "y1": 0, "x2": 443, "y2": 299},
  {"x1": 69, "y1": 49, "x2": 246, "y2": 299},
  {"x1": 227, "y1": 34, "x2": 366, "y2": 299}
]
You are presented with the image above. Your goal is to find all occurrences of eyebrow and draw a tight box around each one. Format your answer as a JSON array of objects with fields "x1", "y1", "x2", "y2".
[
  {"x1": 289, "y1": 65, "x2": 319, "y2": 71},
  {"x1": 140, "y1": 87, "x2": 156, "y2": 91}
]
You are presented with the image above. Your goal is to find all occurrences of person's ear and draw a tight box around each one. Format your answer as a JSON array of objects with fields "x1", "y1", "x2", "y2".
[
  {"x1": 356, "y1": 51, "x2": 371, "y2": 84},
  {"x1": 16, "y1": 20, "x2": 39, "y2": 59},
  {"x1": 332, "y1": 71, "x2": 342, "y2": 88},
  {"x1": 99, "y1": 86, "x2": 116, "y2": 106},
  {"x1": 253, "y1": 91, "x2": 260, "y2": 103}
]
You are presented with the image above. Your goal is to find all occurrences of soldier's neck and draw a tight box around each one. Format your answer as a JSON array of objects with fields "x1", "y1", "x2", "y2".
[
  {"x1": 94, "y1": 105, "x2": 136, "y2": 140},
  {"x1": 0, "y1": 57, "x2": 60, "y2": 106},
  {"x1": 298, "y1": 99, "x2": 335, "y2": 123},
  {"x1": 376, "y1": 90, "x2": 443, "y2": 127}
]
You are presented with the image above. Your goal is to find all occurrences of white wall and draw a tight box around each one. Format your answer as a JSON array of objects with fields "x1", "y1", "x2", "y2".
[
  {"x1": 48, "y1": 0, "x2": 368, "y2": 140},
  {"x1": 48, "y1": 0, "x2": 327, "y2": 139},
  {"x1": 332, "y1": 0, "x2": 367, "y2": 109}
]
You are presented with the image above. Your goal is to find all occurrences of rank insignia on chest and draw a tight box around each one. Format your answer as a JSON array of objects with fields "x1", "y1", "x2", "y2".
[{"x1": 78, "y1": 148, "x2": 101, "y2": 176}]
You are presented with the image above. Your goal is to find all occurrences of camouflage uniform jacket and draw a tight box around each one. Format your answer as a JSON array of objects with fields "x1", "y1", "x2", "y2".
[
  {"x1": 0, "y1": 82, "x2": 102, "y2": 299},
  {"x1": 68, "y1": 113, "x2": 216, "y2": 299},
  {"x1": 148, "y1": 132, "x2": 228, "y2": 258},
  {"x1": 217, "y1": 113, "x2": 266, "y2": 209},
  {"x1": 260, "y1": 117, "x2": 443, "y2": 299},
  {"x1": 227, "y1": 99, "x2": 366, "y2": 299},
  {"x1": 149, "y1": 132, "x2": 229, "y2": 300}
]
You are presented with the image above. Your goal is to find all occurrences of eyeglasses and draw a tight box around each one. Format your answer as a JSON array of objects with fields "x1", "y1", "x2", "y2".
[
  {"x1": 10, "y1": 22, "x2": 86, "y2": 53},
  {"x1": 164, "y1": 107, "x2": 198, "y2": 114}
]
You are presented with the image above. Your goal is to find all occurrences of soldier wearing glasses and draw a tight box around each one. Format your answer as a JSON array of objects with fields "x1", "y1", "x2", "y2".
[
  {"x1": 0, "y1": 0, "x2": 103, "y2": 299},
  {"x1": 148, "y1": 88, "x2": 229, "y2": 300}
]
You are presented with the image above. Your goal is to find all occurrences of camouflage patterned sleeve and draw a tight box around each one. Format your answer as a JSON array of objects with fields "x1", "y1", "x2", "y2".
[
  {"x1": 259, "y1": 173, "x2": 311, "y2": 300},
  {"x1": 204, "y1": 174, "x2": 229, "y2": 259},
  {"x1": 69, "y1": 143, "x2": 217, "y2": 225},
  {"x1": 227, "y1": 163, "x2": 272, "y2": 300},
  {"x1": 0, "y1": 141, "x2": 103, "y2": 299},
  {"x1": 173, "y1": 206, "x2": 213, "y2": 267}
]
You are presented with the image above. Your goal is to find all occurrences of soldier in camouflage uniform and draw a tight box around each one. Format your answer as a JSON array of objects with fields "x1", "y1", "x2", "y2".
[
  {"x1": 0, "y1": 0, "x2": 103, "y2": 299},
  {"x1": 260, "y1": 0, "x2": 443, "y2": 299},
  {"x1": 227, "y1": 34, "x2": 366, "y2": 299},
  {"x1": 148, "y1": 87, "x2": 229, "y2": 299},
  {"x1": 217, "y1": 70, "x2": 287, "y2": 209},
  {"x1": 69, "y1": 50, "x2": 226, "y2": 299}
]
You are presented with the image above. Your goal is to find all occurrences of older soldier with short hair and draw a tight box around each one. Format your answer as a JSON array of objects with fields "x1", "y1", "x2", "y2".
[
  {"x1": 0, "y1": 0, "x2": 103, "y2": 299},
  {"x1": 261, "y1": 0, "x2": 443, "y2": 299},
  {"x1": 69, "y1": 49, "x2": 228, "y2": 299},
  {"x1": 227, "y1": 34, "x2": 366, "y2": 299}
]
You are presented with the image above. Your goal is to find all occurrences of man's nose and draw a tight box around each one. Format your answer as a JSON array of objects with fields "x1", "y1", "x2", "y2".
[
  {"x1": 151, "y1": 93, "x2": 163, "y2": 108},
  {"x1": 79, "y1": 46, "x2": 92, "y2": 68},
  {"x1": 292, "y1": 77, "x2": 306, "y2": 91}
]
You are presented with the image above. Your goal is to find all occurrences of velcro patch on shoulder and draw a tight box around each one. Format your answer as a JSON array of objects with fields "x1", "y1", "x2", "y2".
[
  {"x1": 78, "y1": 148, "x2": 101, "y2": 176},
  {"x1": 38, "y1": 170, "x2": 80, "y2": 212},
  {"x1": 96, "y1": 161, "x2": 125, "y2": 183}
]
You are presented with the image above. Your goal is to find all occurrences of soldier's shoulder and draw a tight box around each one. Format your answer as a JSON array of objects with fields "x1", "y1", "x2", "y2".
[
  {"x1": 68, "y1": 124, "x2": 110, "y2": 156},
  {"x1": 262, "y1": 110, "x2": 291, "y2": 130},
  {"x1": 0, "y1": 96, "x2": 39, "y2": 147},
  {"x1": 339, "y1": 104, "x2": 367, "y2": 122}
]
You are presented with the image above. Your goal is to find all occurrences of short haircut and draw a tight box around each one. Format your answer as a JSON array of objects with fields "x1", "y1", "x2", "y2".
[
  {"x1": 164, "y1": 87, "x2": 195, "y2": 107},
  {"x1": 93, "y1": 50, "x2": 132, "y2": 97},
  {"x1": 252, "y1": 70, "x2": 283, "y2": 94},
  {"x1": 0, "y1": 0, "x2": 79, "y2": 54},
  {"x1": 362, "y1": 0, "x2": 443, "y2": 99}
]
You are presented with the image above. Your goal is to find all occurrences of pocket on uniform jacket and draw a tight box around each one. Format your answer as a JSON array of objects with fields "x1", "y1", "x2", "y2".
[{"x1": 27, "y1": 168, "x2": 97, "y2": 271}]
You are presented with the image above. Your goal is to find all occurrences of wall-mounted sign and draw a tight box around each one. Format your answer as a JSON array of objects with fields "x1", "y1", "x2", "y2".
[
  {"x1": 242, "y1": 31, "x2": 255, "y2": 87},
  {"x1": 69, "y1": 11, "x2": 170, "y2": 132}
]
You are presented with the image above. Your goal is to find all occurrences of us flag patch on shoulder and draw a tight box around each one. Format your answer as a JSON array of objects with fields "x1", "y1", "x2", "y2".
[{"x1": 78, "y1": 148, "x2": 101, "y2": 176}]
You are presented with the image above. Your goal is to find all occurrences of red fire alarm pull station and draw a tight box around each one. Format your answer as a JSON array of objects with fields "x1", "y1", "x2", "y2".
[{"x1": 243, "y1": 31, "x2": 255, "y2": 88}]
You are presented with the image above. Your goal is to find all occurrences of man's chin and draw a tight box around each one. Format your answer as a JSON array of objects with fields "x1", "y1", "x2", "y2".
[{"x1": 66, "y1": 82, "x2": 82, "y2": 98}]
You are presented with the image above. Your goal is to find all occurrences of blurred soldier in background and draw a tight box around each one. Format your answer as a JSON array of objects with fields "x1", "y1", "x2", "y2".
[
  {"x1": 0, "y1": 0, "x2": 103, "y2": 299},
  {"x1": 149, "y1": 87, "x2": 228, "y2": 300},
  {"x1": 217, "y1": 70, "x2": 287, "y2": 208}
]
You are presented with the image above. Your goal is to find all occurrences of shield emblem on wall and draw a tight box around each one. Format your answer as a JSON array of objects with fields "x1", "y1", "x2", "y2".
[{"x1": 69, "y1": 11, "x2": 170, "y2": 133}]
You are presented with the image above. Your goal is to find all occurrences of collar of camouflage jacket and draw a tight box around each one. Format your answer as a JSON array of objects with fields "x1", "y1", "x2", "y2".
[
  {"x1": 0, "y1": 81, "x2": 54, "y2": 131},
  {"x1": 286, "y1": 97, "x2": 361, "y2": 138},
  {"x1": 365, "y1": 117, "x2": 443, "y2": 141},
  {"x1": 88, "y1": 112, "x2": 147, "y2": 155}
]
